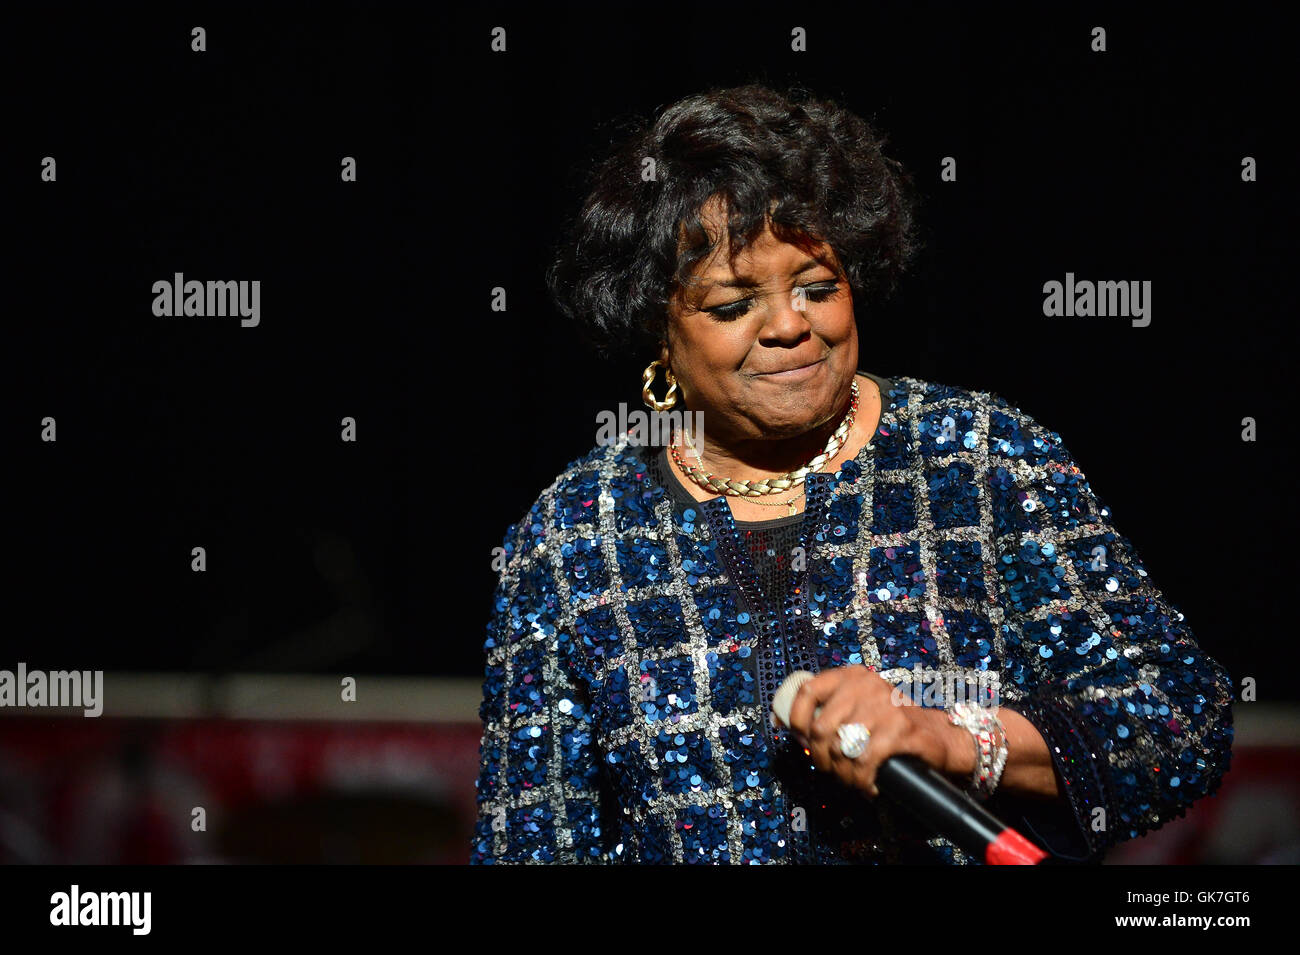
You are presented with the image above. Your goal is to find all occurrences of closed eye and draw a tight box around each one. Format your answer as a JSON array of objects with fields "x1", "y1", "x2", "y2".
[{"x1": 704, "y1": 281, "x2": 841, "y2": 321}]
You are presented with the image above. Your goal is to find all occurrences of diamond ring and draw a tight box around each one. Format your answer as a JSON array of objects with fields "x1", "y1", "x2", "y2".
[{"x1": 836, "y1": 722, "x2": 871, "y2": 759}]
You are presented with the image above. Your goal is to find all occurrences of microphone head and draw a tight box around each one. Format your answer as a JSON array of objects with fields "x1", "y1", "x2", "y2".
[{"x1": 771, "y1": 670, "x2": 818, "y2": 729}]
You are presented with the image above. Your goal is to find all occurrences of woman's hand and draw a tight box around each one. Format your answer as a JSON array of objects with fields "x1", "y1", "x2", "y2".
[{"x1": 785, "y1": 665, "x2": 972, "y2": 798}]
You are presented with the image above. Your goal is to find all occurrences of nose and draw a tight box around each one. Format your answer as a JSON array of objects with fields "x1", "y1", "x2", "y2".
[{"x1": 757, "y1": 288, "x2": 814, "y2": 345}]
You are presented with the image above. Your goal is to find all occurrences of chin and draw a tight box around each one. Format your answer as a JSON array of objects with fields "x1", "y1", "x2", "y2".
[
  {"x1": 757, "y1": 407, "x2": 833, "y2": 438},
  {"x1": 756, "y1": 421, "x2": 811, "y2": 439}
]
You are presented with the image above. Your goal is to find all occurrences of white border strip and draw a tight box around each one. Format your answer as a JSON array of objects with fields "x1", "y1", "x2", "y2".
[
  {"x1": 0, "y1": 674, "x2": 483, "y2": 723},
  {"x1": 1, "y1": 675, "x2": 1297, "y2": 746}
]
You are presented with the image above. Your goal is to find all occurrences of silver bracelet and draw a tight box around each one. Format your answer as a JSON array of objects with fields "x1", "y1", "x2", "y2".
[{"x1": 947, "y1": 701, "x2": 1008, "y2": 799}]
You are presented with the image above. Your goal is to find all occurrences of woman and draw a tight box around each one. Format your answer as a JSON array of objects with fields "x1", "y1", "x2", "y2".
[{"x1": 470, "y1": 84, "x2": 1234, "y2": 864}]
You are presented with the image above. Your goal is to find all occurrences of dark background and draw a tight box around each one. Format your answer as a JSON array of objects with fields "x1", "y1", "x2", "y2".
[{"x1": 5, "y1": 3, "x2": 1292, "y2": 695}]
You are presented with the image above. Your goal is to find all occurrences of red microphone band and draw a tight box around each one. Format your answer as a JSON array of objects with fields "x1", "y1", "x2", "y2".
[{"x1": 986, "y1": 826, "x2": 1049, "y2": 866}]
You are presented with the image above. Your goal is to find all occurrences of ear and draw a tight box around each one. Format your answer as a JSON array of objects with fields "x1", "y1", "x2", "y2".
[{"x1": 658, "y1": 341, "x2": 671, "y2": 367}]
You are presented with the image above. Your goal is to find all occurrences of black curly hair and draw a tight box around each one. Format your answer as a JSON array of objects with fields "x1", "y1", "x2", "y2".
[{"x1": 546, "y1": 83, "x2": 921, "y2": 358}]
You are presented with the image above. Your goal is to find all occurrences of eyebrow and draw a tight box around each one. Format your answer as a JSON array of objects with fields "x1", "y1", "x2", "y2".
[{"x1": 703, "y1": 257, "x2": 832, "y2": 290}]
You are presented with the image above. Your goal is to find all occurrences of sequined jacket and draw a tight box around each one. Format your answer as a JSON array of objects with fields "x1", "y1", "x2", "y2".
[{"x1": 470, "y1": 375, "x2": 1235, "y2": 864}]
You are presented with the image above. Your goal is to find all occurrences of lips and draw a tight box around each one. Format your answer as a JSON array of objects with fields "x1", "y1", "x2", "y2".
[{"x1": 754, "y1": 357, "x2": 825, "y2": 375}]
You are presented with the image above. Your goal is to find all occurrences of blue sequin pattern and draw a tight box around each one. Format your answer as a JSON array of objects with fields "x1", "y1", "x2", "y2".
[{"x1": 471, "y1": 376, "x2": 1234, "y2": 863}]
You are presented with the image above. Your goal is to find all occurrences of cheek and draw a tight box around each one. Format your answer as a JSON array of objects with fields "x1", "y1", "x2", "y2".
[
  {"x1": 680, "y1": 324, "x2": 750, "y2": 374},
  {"x1": 670, "y1": 329, "x2": 730, "y2": 401},
  {"x1": 819, "y1": 304, "x2": 858, "y2": 347}
]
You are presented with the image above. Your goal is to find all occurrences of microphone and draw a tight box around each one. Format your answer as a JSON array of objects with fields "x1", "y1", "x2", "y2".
[{"x1": 771, "y1": 670, "x2": 1049, "y2": 865}]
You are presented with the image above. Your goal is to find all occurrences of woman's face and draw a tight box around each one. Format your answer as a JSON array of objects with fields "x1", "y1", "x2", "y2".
[{"x1": 665, "y1": 202, "x2": 860, "y2": 445}]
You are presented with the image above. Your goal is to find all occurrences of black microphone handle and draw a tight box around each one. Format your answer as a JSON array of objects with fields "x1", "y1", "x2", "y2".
[{"x1": 875, "y1": 754, "x2": 1009, "y2": 858}]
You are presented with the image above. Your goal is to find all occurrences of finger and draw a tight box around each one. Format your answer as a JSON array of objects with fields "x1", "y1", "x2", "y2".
[
  {"x1": 850, "y1": 724, "x2": 904, "y2": 799},
  {"x1": 822, "y1": 707, "x2": 874, "y2": 790},
  {"x1": 809, "y1": 689, "x2": 859, "y2": 754},
  {"x1": 785, "y1": 668, "x2": 847, "y2": 738}
]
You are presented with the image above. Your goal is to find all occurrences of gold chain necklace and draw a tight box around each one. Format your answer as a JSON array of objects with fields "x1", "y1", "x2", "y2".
[
  {"x1": 741, "y1": 487, "x2": 807, "y2": 516},
  {"x1": 669, "y1": 379, "x2": 860, "y2": 499},
  {"x1": 687, "y1": 432, "x2": 807, "y2": 515}
]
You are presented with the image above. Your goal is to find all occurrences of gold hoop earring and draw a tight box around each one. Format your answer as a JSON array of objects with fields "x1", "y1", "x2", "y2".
[{"x1": 641, "y1": 359, "x2": 678, "y2": 411}]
